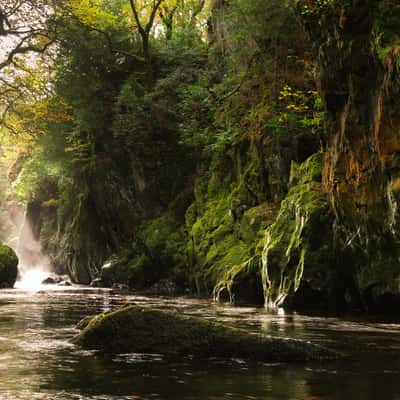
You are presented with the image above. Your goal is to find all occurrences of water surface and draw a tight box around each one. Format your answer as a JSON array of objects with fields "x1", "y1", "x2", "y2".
[{"x1": 1, "y1": 286, "x2": 400, "y2": 399}]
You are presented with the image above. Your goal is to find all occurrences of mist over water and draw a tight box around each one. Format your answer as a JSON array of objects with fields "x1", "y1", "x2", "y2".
[{"x1": 13, "y1": 212, "x2": 53, "y2": 289}]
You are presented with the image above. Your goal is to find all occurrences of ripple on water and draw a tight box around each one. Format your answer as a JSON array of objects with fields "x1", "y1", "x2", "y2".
[
  {"x1": 0, "y1": 392, "x2": 142, "y2": 400},
  {"x1": 1, "y1": 288, "x2": 400, "y2": 399},
  {"x1": 112, "y1": 353, "x2": 165, "y2": 364}
]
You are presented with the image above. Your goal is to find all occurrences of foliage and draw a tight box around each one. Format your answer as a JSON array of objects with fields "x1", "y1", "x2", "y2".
[
  {"x1": 262, "y1": 153, "x2": 332, "y2": 308},
  {"x1": 0, "y1": 0, "x2": 323, "y2": 300},
  {"x1": 12, "y1": 153, "x2": 61, "y2": 205},
  {"x1": 0, "y1": 244, "x2": 18, "y2": 288},
  {"x1": 373, "y1": 0, "x2": 400, "y2": 61},
  {"x1": 294, "y1": 0, "x2": 335, "y2": 16}
]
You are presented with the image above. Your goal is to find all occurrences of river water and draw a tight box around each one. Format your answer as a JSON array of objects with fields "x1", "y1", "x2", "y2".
[{"x1": 1, "y1": 285, "x2": 400, "y2": 400}]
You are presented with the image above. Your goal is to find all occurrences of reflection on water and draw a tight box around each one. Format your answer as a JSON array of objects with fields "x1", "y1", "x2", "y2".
[{"x1": 1, "y1": 287, "x2": 400, "y2": 399}]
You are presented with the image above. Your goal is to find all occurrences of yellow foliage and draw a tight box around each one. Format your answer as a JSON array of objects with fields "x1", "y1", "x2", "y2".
[
  {"x1": 42, "y1": 198, "x2": 59, "y2": 208},
  {"x1": 70, "y1": 0, "x2": 120, "y2": 29}
]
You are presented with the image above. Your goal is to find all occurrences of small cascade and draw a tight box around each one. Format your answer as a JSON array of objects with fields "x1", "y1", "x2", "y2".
[{"x1": 13, "y1": 212, "x2": 53, "y2": 290}]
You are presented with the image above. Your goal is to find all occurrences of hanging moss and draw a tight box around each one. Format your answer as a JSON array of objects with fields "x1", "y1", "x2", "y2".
[
  {"x1": 262, "y1": 153, "x2": 334, "y2": 308},
  {"x1": 187, "y1": 175, "x2": 274, "y2": 303}
]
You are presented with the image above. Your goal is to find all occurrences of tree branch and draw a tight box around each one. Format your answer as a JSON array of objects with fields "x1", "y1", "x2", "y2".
[
  {"x1": 129, "y1": 0, "x2": 146, "y2": 36},
  {"x1": 145, "y1": 0, "x2": 164, "y2": 34},
  {"x1": 191, "y1": 0, "x2": 206, "y2": 22},
  {"x1": 0, "y1": 32, "x2": 53, "y2": 70}
]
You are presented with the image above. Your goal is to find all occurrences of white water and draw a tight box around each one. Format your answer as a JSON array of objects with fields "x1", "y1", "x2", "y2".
[
  {"x1": 12, "y1": 212, "x2": 54, "y2": 290},
  {"x1": 14, "y1": 268, "x2": 51, "y2": 290}
]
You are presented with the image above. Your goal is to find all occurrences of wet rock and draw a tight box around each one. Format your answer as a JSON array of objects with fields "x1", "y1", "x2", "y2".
[
  {"x1": 73, "y1": 305, "x2": 339, "y2": 361},
  {"x1": 90, "y1": 278, "x2": 105, "y2": 288},
  {"x1": 42, "y1": 275, "x2": 70, "y2": 285},
  {"x1": 58, "y1": 280, "x2": 72, "y2": 287},
  {"x1": 0, "y1": 245, "x2": 18, "y2": 289},
  {"x1": 262, "y1": 153, "x2": 335, "y2": 308},
  {"x1": 42, "y1": 277, "x2": 59, "y2": 285},
  {"x1": 146, "y1": 279, "x2": 179, "y2": 296},
  {"x1": 76, "y1": 315, "x2": 96, "y2": 330},
  {"x1": 111, "y1": 283, "x2": 129, "y2": 291},
  {"x1": 99, "y1": 259, "x2": 126, "y2": 288}
]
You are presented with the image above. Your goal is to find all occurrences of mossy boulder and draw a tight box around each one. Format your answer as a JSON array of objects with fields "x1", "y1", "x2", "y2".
[
  {"x1": 74, "y1": 305, "x2": 338, "y2": 361},
  {"x1": 0, "y1": 245, "x2": 18, "y2": 288}
]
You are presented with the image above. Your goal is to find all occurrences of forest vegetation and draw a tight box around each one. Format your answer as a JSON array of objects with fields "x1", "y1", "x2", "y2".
[{"x1": 0, "y1": 0, "x2": 399, "y2": 314}]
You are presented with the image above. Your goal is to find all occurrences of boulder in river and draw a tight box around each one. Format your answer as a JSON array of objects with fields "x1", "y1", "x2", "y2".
[
  {"x1": 73, "y1": 305, "x2": 338, "y2": 362},
  {"x1": 58, "y1": 280, "x2": 72, "y2": 287},
  {"x1": 90, "y1": 278, "x2": 105, "y2": 288},
  {"x1": 0, "y1": 244, "x2": 18, "y2": 289},
  {"x1": 42, "y1": 277, "x2": 59, "y2": 285},
  {"x1": 111, "y1": 283, "x2": 130, "y2": 291},
  {"x1": 76, "y1": 315, "x2": 97, "y2": 330}
]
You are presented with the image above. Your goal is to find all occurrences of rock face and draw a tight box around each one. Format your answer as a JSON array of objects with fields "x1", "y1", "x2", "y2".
[
  {"x1": 0, "y1": 245, "x2": 18, "y2": 288},
  {"x1": 14, "y1": 0, "x2": 400, "y2": 314},
  {"x1": 262, "y1": 153, "x2": 335, "y2": 309},
  {"x1": 74, "y1": 305, "x2": 337, "y2": 361},
  {"x1": 294, "y1": 1, "x2": 400, "y2": 311}
]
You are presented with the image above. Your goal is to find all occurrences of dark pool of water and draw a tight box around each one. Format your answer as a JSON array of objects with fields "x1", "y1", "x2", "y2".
[{"x1": 1, "y1": 286, "x2": 400, "y2": 399}]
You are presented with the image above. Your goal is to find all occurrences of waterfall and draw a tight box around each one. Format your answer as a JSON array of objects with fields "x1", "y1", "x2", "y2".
[{"x1": 13, "y1": 211, "x2": 52, "y2": 289}]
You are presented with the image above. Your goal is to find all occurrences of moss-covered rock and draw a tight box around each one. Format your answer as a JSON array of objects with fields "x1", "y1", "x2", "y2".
[
  {"x1": 100, "y1": 216, "x2": 187, "y2": 290},
  {"x1": 262, "y1": 153, "x2": 334, "y2": 308},
  {"x1": 74, "y1": 305, "x2": 338, "y2": 361},
  {"x1": 0, "y1": 245, "x2": 18, "y2": 288},
  {"x1": 294, "y1": 0, "x2": 400, "y2": 314},
  {"x1": 187, "y1": 186, "x2": 272, "y2": 303}
]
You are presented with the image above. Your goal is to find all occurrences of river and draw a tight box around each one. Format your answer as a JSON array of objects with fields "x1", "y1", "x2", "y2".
[{"x1": 0, "y1": 284, "x2": 400, "y2": 399}]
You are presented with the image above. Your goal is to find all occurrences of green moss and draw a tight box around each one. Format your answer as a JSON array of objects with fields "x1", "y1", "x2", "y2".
[
  {"x1": 0, "y1": 245, "x2": 18, "y2": 288},
  {"x1": 262, "y1": 153, "x2": 333, "y2": 307},
  {"x1": 74, "y1": 304, "x2": 338, "y2": 361},
  {"x1": 239, "y1": 203, "x2": 277, "y2": 244},
  {"x1": 185, "y1": 203, "x2": 197, "y2": 230},
  {"x1": 294, "y1": 0, "x2": 335, "y2": 17},
  {"x1": 230, "y1": 160, "x2": 267, "y2": 219},
  {"x1": 100, "y1": 215, "x2": 188, "y2": 289},
  {"x1": 289, "y1": 152, "x2": 323, "y2": 186},
  {"x1": 125, "y1": 254, "x2": 153, "y2": 288},
  {"x1": 213, "y1": 248, "x2": 260, "y2": 302},
  {"x1": 373, "y1": 1, "x2": 400, "y2": 56},
  {"x1": 188, "y1": 175, "x2": 275, "y2": 301}
]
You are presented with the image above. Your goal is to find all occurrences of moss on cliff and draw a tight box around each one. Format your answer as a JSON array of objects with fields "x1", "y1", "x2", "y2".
[
  {"x1": 262, "y1": 153, "x2": 334, "y2": 308},
  {"x1": 186, "y1": 172, "x2": 273, "y2": 303},
  {"x1": 295, "y1": 1, "x2": 400, "y2": 313},
  {"x1": 100, "y1": 216, "x2": 187, "y2": 289}
]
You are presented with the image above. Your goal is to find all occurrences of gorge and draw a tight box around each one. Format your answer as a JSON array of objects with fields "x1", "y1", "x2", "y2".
[
  {"x1": 0, "y1": 0, "x2": 400, "y2": 398},
  {"x1": 1, "y1": 0, "x2": 400, "y2": 311}
]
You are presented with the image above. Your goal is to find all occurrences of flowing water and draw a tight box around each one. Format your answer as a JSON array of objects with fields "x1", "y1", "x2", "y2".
[{"x1": 1, "y1": 282, "x2": 400, "y2": 400}]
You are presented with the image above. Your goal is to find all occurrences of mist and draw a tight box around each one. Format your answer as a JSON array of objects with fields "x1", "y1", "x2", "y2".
[{"x1": 12, "y1": 206, "x2": 53, "y2": 288}]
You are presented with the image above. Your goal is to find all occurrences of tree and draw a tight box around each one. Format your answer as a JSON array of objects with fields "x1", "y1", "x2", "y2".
[
  {"x1": 159, "y1": 3, "x2": 178, "y2": 40},
  {"x1": 0, "y1": 0, "x2": 64, "y2": 133},
  {"x1": 128, "y1": 0, "x2": 165, "y2": 61},
  {"x1": 0, "y1": 0, "x2": 55, "y2": 71},
  {"x1": 159, "y1": 0, "x2": 206, "y2": 41}
]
